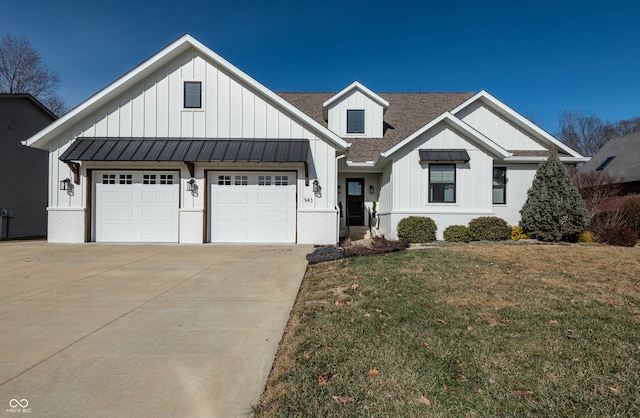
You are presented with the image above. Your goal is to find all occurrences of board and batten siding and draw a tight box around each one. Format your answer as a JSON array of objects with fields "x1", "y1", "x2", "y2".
[
  {"x1": 45, "y1": 47, "x2": 340, "y2": 243},
  {"x1": 455, "y1": 101, "x2": 547, "y2": 151},
  {"x1": 326, "y1": 90, "x2": 385, "y2": 139},
  {"x1": 74, "y1": 49, "x2": 319, "y2": 141},
  {"x1": 390, "y1": 124, "x2": 494, "y2": 214}
]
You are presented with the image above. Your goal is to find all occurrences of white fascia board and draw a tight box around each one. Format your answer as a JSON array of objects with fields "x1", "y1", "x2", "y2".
[
  {"x1": 322, "y1": 81, "x2": 390, "y2": 110},
  {"x1": 451, "y1": 90, "x2": 585, "y2": 159},
  {"x1": 25, "y1": 34, "x2": 348, "y2": 151},
  {"x1": 380, "y1": 112, "x2": 511, "y2": 160},
  {"x1": 504, "y1": 156, "x2": 591, "y2": 163}
]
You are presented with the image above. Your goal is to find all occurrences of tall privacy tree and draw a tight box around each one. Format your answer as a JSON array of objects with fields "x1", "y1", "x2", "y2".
[
  {"x1": 0, "y1": 33, "x2": 67, "y2": 115},
  {"x1": 520, "y1": 148, "x2": 589, "y2": 242}
]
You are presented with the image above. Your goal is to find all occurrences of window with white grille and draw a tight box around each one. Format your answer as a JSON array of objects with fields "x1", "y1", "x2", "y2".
[
  {"x1": 275, "y1": 175, "x2": 288, "y2": 186},
  {"x1": 235, "y1": 175, "x2": 248, "y2": 186},
  {"x1": 258, "y1": 175, "x2": 272, "y2": 186},
  {"x1": 218, "y1": 175, "x2": 231, "y2": 186}
]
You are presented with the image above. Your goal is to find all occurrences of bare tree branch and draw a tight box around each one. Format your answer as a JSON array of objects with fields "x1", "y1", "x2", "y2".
[{"x1": 0, "y1": 33, "x2": 66, "y2": 115}]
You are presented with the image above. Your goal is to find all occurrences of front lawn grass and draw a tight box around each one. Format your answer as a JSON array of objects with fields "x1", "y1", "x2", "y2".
[{"x1": 256, "y1": 245, "x2": 640, "y2": 417}]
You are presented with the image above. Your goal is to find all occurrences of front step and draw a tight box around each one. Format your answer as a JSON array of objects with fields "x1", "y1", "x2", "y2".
[{"x1": 348, "y1": 226, "x2": 370, "y2": 241}]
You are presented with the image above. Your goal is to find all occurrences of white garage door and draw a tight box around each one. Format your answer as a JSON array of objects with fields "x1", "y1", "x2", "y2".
[
  {"x1": 94, "y1": 171, "x2": 179, "y2": 242},
  {"x1": 209, "y1": 172, "x2": 296, "y2": 243}
]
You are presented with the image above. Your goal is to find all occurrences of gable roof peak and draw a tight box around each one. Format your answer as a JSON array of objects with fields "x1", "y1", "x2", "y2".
[
  {"x1": 24, "y1": 34, "x2": 347, "y2": 150},
  {"x1": 322, "y1": 81, "x2": 390, "y2": 110}
]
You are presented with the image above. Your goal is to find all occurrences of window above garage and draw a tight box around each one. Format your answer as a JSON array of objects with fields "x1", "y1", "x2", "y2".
[{"x1": 184, "y1": 81, "x2": 202, "y2": 108}]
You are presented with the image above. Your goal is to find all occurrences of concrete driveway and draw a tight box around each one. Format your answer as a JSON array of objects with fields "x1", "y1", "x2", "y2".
[{"x1": 0, "y1": 241, "x2": 311, "y2": 417}]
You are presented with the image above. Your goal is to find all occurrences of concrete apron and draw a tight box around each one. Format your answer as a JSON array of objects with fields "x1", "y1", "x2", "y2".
[{"x1": 0, "y1": 242, "x2": 311, "y2": 417}]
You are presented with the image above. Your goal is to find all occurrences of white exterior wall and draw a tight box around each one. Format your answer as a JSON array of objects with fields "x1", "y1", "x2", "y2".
[
  {"x1": 298, "y1": 210, "x2": 339, "y2": 244},
  {"x1": 326, "y1": 90, "x2": 384, "y2": 138},
  {"x1": 492, "y1": 164, "x2": 538, "y2": 226},
  {"x1": 45, "y1": 47, "x2": 339, "y2": 244},
  {"x1": 391, "y1": 125, "x2": 494, "y2": 214},
  {"x1": 455, "y1": 101, "x2": 546, "y2": 151},
  {"x1": 377, "y1": 122, "x2": 539, "y2": 240},
  {"x1": 47, "y1": 208, "x2": 85, "y2": 242}
]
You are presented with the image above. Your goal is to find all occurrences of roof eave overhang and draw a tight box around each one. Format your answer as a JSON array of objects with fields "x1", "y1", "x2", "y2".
[
  {"x1": 24, "y1": 34, "x2": 348, "y2": 152},
  {"x1": 503, "y1": 156, "x2": 591, "y2": 163}
]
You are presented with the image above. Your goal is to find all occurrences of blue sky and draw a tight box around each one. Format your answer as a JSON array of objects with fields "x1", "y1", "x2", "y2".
[{"x1": 2, "y1": 0, "x2": 639, "y2": 133}]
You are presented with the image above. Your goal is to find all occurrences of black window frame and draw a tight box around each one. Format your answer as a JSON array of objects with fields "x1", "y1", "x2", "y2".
[
  {"x1": 346, "y1": 109, "x2": 365, "y2": 134},
  {"x1": 184, "y1": 81, "x2": 202, "y2": 109},
  {"x1": 429, "y1": 164, "x2": 456, "y2": 203},
  {"x1": 492, "y1": 167, "x2": 507, "y2": 204}
]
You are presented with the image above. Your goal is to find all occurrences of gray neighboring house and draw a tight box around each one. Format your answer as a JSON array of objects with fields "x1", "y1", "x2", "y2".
[
  {"x1": 0, "y1": 94, "x2": 57, "y2": 239},
  {"x1": 579, "y1": 130, "x2": 640, "y2": 195}
]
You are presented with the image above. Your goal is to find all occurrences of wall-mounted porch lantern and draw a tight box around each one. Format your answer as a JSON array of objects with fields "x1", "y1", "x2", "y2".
[
  {"x1": 312, "y1": 179, "x2": 320, "y2": 193},
  {"x1": 369, "y1": 185, "x2": 375, "y2": 195},
  {"x1": 186, "y1": 178, "x2": 198, "y2": 196},
  {"x1": 60, "y1": 178, "x2": 71, "y2": 191},
  {"x1": 337, "y1": 185, "x2": 342, "y2": 194}
]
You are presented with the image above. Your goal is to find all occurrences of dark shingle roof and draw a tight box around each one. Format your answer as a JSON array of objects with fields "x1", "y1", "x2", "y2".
[
  {"x1": 579, "y1": 130, "x2": 640, "y2": 183},
  {"x1": 278, "y1": 92, "x2": 475, "y2": 162}
]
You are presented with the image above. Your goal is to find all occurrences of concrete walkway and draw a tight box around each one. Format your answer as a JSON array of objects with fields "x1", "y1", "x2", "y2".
[{"x1": 0, "y1": 241, "x2": 310, "y2": 417}]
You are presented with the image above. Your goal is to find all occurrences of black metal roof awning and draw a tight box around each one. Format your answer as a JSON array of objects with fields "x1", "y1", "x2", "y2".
[
  {"x1": 419, "y1": 149, "x2": 470, "y2": 162},
  {"x1": 59, "y1": 138, "x2": 311, "y2": 185},
  {"x1": 59, "y1": 138, "x2": 310, "y2": 163}
]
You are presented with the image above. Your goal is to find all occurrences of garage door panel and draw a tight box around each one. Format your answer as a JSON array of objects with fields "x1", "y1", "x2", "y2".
[
  {"x1": 215, "y1": 208, "x2": 249, "y2": 222},
  {"x1": 210, "y1": 172, "x2": 296, "y2": 243},
  {"x1": 256, "y1": 210, "x2": 290, "y2": 222},
  {"x1": 216, "y1": 191, "x2": 250, "y2": 204},
  {"x1": 141, "y1": 190, "x2": 176, "y2": 204},
  {"x1": 257, "y1": 191, "x2": 289, "y2": 205},
  {"x1": 94, "y1": 171, "x2": 179, "y2": 243}
]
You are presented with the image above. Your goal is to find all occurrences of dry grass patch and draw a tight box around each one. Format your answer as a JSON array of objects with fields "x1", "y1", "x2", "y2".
[{"x1": 256, "y1": 244, "x2": 640, "y2": 417}]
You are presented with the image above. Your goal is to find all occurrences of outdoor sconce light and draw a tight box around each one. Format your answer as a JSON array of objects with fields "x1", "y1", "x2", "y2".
[
  {"x1": 337, "y1": 185, "x2": 341, "y2": 194},
  {"x1": 369, "y1": 185, "x2": 375, "y2": 195},
  {"x1": 60, "y1": 178, "x2": 71, "y2": 191},
  {"x1": 186, "y1": 178, "x2": 196, "y2": 192},
  {"x1": 313, "y1": 179, "x2": 320, "y2": 193}
]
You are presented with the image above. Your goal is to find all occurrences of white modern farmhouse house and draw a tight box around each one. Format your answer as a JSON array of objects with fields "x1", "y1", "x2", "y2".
[{"x1": 25, "y1": 34, "x2": 587, "y2": 244}]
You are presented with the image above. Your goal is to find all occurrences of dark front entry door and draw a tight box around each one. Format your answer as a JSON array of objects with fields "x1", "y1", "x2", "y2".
[{"x1": 346, "y1": 178, "x2": 365, "y2": 226}]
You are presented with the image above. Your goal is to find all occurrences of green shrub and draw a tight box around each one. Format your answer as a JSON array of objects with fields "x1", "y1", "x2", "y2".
[
  {"x1": 520, "y1": 148, "x2": 589, "y2": 242},
  {"x1": 598, "y1": 226, "x2": 638, "y2": 247},
  {"x1": 511, "y1": 226, "x2": 529, "y2": 241},
  {"x1": 468, "y1": 216, "x2": 511, "y2": 241},
  {"x1": 397, "y1": 216, "x2": 437, "y2": 243},
  {"x1": 443, "y1": 225, "x2": 472, "y2": 243}
]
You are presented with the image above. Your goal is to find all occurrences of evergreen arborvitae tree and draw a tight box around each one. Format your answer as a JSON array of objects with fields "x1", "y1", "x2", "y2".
[{"x1": 520, "y1": 148, "x2": 589, "y2": 242}]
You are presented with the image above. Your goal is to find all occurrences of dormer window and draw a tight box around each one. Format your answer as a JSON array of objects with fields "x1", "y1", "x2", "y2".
[
  {"x1": 184, "y1": 81, "x2": 202, "y2": 108},
  {"x1": 347, "y1": 109, "x2": 365, "y2": 134}
]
